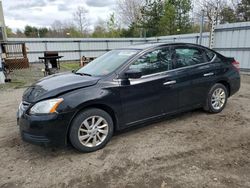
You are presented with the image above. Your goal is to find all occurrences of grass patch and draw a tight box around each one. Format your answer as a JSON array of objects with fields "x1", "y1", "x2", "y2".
[
  {"x1": 61, "y1": 62, "x2": 80, "y2": 71},
  {"x1": 0, "y1": 62, "x2": 81, "y2": 91},
  {"x1": 0, "y1": 80, "x2": 26, "y2": 90}
]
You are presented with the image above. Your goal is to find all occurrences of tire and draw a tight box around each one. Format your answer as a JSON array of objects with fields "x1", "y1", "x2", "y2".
[
  {"x1": 69, "y1": 108, "x2": 114, "y2": 152},
  {"x1": 204, "y1": 83, "x2": 228, "y2": 113}
]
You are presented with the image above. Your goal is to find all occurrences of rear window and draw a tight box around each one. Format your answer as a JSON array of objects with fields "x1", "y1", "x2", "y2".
[{"x1": 173, "y1": 47, "x2": 207, "y2": 68}]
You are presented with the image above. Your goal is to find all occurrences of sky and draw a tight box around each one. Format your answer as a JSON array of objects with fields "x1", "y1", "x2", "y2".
[{"x1": 1, "y1": 0, "x2": 116, "y2": 31}]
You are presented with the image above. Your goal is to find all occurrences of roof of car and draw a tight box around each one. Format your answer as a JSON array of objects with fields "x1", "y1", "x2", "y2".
[{"x1": 120, "y1": 42, "x2": 202, "y2": 50}]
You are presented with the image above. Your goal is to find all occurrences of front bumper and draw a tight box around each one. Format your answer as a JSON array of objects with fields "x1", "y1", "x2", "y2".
[{"x1": 18, "y1": 111, "x2": 75, "y2": 147}]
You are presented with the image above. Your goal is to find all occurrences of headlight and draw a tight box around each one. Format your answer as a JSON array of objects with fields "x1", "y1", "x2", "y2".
[{"x1": 29, "y1": 98, "x2": 63, "y2": 115}]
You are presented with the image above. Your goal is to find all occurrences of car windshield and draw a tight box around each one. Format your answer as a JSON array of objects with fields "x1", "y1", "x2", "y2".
[{"x1": 76, "y1": 50, "x2": 139, "y2": 76}]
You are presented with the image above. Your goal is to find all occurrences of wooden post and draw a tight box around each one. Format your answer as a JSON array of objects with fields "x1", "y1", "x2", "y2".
[{"x1": 22, "y1": 43, "x2": 27, "y2": 58}]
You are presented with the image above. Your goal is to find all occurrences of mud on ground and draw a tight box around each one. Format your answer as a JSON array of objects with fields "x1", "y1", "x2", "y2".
[{"x1": 0, "y1": 75, "x2": 250, "y2": 188}]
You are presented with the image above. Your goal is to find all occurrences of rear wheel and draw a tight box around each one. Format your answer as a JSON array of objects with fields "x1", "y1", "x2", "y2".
[
  {"x1": 204, "y1": 83, "x2": 228, "y2": 113},
  {"x1": 69, "y1": 108, "x2": 114, "y2": 152}
]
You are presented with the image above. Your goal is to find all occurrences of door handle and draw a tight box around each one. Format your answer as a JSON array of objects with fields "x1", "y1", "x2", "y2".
[
  {"x1": 163, "y1": 80, "x2": 176, "y2": 85},
  {"x1": 203, "y1": 72, "x2": 214, "y2": 77}
]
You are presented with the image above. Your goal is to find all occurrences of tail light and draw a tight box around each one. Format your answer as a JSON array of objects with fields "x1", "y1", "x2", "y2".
[{"x1": 232, "y1": 60, "x2": 240, "y2": 71}]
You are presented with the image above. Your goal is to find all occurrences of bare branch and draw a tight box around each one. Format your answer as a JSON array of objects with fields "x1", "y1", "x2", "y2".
[
  {"x1": 73, "y1": 6, "x2": 89, "y2": 34},
  {"x1": 115, "y1": 0, "x2": 144, "y2": 26}
]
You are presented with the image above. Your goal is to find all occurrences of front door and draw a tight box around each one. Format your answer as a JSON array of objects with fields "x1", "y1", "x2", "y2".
[{"x1": 118, "y1": 47, "x2": 179, "y2": 126}]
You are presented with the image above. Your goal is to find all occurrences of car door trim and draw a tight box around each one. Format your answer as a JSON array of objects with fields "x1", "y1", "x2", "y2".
[
  {"x1": 114, "y1": 55, "x2": 216, "y2": 84},
  {"x1": 203, "y1": 72, "x2": 214, "y2": 77},
  {"x1": 163, "y1": 80, "x2": 176, "y2": 85}
]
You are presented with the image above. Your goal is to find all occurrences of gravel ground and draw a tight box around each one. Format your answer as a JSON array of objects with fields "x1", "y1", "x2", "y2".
[{"x1": 0, "y1": 75, "x2": 250, "y2": 188}]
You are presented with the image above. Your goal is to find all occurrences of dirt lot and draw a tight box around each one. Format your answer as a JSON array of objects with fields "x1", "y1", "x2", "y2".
[{"x1": 0, "y1": 68, "x2": 250, "y2": 188}]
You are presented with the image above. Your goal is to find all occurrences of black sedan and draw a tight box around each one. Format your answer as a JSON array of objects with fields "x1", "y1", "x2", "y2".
[{"x1": 17, "y1": 43, "x2": 240, "y2": 152}]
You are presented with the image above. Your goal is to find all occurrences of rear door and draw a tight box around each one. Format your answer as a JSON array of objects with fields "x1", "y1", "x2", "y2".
[
  {"x1": 172, "y1": 45, "x2": 221, "y2": 108},
  {"x1": 188, "y1": 49, "x2": 223, "y2": 105}
]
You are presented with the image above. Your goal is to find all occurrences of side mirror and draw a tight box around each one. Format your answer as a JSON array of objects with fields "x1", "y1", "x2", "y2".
[
  {"x1": 72, "y1": 69, "x2": 76, "y2": 73},
  {"x1": 124, "y1": 69, "x2": 142, "y2": 79}
]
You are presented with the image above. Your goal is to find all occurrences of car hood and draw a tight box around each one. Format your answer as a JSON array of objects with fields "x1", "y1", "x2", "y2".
[{"x1": 23, "y1": 72, "x2": 99, "y2": 103}]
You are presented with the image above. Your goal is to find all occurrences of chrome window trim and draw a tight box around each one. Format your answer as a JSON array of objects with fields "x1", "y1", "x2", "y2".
[{"x1": 114, "y1": 46, "x2": 217, "y2": 83}]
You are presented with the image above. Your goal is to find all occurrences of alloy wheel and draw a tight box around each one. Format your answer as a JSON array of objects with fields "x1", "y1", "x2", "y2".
[
  {"x1": 211, "y1": 88, "x2": 226, "y2": 110},
  {"x1": 78, "y1": 116, "x2": 109, "y2": 147}
]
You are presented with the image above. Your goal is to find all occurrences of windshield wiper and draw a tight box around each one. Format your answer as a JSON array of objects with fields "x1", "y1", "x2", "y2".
[{"x1": 75, "y1": 72, "x2": 92, "y2": 76}]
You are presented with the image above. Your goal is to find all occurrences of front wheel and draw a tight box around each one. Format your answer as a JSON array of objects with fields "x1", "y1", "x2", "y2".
[
  {"x1": 204, "y1": 83, "x2": 228, "y2": 113},
  {"x1": 69, "y1": 108, "x2": 114, "y2": 152}
]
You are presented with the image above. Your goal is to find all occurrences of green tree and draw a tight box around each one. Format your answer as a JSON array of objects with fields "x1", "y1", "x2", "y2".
[
  {"x1": 140, "y1": 0, "x2": 164, "y2": 37},
  {"x1": 159, "y1": 2, "x2": 175, "y2": 35},
  {"x1": 159, "y1": 0, "x2": 192, "y2": 35},
  {"x1": 92, "y1": 25, "x2": 107, "y2": 38},
  {"x1": 120, "y1": 22, "x2": 141, "y2": 37},
  {"x1": 220, "y1": 6, "x2": 237, "y2": 24},
  {"x1": 174, "y1": 0, "x2": 192, "y2": 33},
  {"x1": 24, "y1": 25, "x2": 49, "y2": 37},
  {"x1": 24, "y1": 25, "x2": 38, "y2": 37},
  {"x1": 6, "y1": 26, "x2": 14, "y2": 37},
  {"x1": 38, "y1": 27, "x2": 48, "y2": 37},
  {"x1": 236, "y1": 0, "x2": 250, "y2": 21},
  {"x1": 64, "y1": 27, "x2": 83, "y2": 37},
  {"x1": 92, "y1": 19, "x2": 108, "y2": 38}
]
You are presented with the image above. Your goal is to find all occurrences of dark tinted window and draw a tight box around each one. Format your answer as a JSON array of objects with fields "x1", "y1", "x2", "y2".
[
  {"x1": 206, "y1": 49, "x2": 216, "y2": 61},
  {"x1": 128, "y1": 47, "x2": 171, "y2": 76},
  {"x1": 172, "y1": 47, "x2": 206, "y2": 69}
]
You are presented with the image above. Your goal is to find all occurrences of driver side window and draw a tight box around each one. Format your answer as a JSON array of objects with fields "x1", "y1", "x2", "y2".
[{"x1": 128, "y1": 47, "x2": 171, "y2": 76}]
